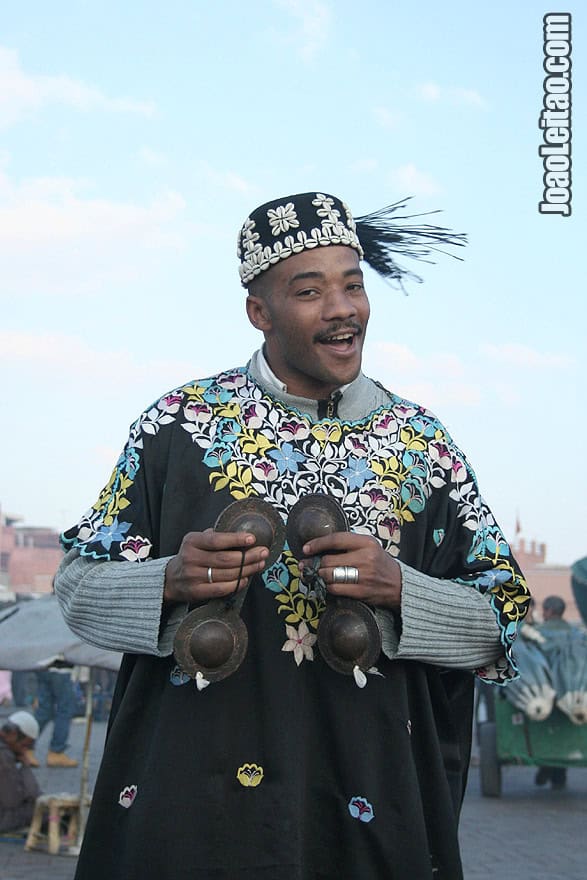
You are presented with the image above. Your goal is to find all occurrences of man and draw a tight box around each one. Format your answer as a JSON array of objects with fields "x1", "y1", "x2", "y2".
[
  {"x1": 55, "y1": 192, "x2": 529, "y2": 879},
  {"x1": 0, "y1": 711, "x2": 41, "y2": 832},
  {"x1": 540, "y1": 595, "x2": 568, "y2": 628},
  {"x1": 535, "y1": 595, "x2": 571, "y2": 790},
  {"x1": 33, "y1": 659, "x2": 79, "y2": 768}
]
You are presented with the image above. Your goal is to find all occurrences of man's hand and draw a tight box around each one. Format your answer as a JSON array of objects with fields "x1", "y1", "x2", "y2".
[
  {"x1": 164, "y1": 529, "x2": 269, "y2": 605},
  {"x1": 300, "y1": 532, "x2": 402, "y2": 610}
]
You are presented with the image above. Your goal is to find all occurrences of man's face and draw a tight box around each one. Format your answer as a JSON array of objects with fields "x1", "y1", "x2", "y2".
[
  {"x1": 1, "y1": 727, "x2": 34, "y2": 757},
  {"x1": 246, "y1": 246, "x2": 370, "y2": 400}
]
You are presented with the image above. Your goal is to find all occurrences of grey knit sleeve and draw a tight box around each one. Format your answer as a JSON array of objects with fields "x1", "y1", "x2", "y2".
[
  {"x1": 54, "y1": 549, "x2": 188, "y2": 657},
  {"x1": 375, "y1": 560, "x2": 502, "y2": 669}
]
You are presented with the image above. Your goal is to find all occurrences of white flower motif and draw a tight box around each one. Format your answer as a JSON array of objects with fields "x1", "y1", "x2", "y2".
[
  {"x1": 313, "y1": 193, "x2": 340, "y2": 224},
  {"x1": 267, "y1": 203, "x2": 299, "y2": 235},
  {"x1": 281, "y1": 621, "x2": 317, "y2": 666}
]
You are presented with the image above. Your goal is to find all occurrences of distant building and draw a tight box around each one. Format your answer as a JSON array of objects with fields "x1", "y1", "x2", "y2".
[
  {"x1": 0, "y1": 506, "x2": 63, "y2": 599},
  {"x1": 514, "y1": 537, "x2": 577, "y2": 621}
]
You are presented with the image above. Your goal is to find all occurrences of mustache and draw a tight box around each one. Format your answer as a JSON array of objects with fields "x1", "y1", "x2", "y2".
[{"x1": 313, "y1": 321, "x2": 363, "y2": 344}]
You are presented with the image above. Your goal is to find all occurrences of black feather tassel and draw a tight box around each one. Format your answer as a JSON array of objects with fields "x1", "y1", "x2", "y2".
[{"x1": 355, "y1": 198, "x2": 467, "y2": 290}]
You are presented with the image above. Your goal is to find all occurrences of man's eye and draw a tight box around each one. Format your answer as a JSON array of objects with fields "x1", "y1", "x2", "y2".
[{"x1": 297, "y1": 288, "x2": 317, "y2": 297}]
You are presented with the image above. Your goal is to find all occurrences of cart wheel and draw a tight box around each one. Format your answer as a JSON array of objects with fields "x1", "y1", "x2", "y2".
[{"x1": 479, "y1": 721, "x2": 501, "y2": 797}]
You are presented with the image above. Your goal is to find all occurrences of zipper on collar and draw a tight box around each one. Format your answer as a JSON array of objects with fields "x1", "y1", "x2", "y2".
[{"x1": 317, "y1": 390, "x2": 342, "y2": 420}]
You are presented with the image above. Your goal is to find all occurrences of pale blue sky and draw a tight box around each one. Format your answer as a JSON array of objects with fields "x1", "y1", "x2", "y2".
[{"x1": 1, "y1": 1, "x2": 584, "y2": 565}]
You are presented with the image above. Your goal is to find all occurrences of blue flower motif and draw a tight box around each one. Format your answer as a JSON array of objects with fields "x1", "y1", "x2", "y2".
[
  {"x1": 467, "y1": 528, "x2": 511, "y2": 564},
  {"x1": 412, "y1": 417, "x2": 438, "y2": 438},
  {"x1": 474, "y1": 569, "x2": 512, "y2": 589},
  {"x1": 216, "y1": 419, "x2": 240, "y2": 445},
  {"x1": 348, "y1": 796, "x2": 375, "y2": 823},
  {"x1": 89, "y1": 519, "x2": 132, "y2": 551},
  {"x1": 267, "y1": 443, "x2": 306, "y2": 474},
  {"x1": 341, "y1": 456, "x2": 375, "y2": 490},
  {"x1": 433, "y1": 529, "x2": 445, "y2": 547},
  {"x1": 401, "y1": 479, "x2": 426, "y2": 514},
  {"x1": 263, "y1": 560, "x2": 290, "y2": 593},
  {"x1": 203, "y1": 443, "x2": 233, "y2": 467},
  {"x1": 117, "y1": 447, "x2": 140, "y2": 479},
  {"x1": 170, "y1": 665, "x2": 191, "y2": 686},
  {"x1": 203, "y1": 388, "x2": 233, "y2": 405},
  {"x1": 401, "y1": 450, "x2": 426, "y2": 478}
]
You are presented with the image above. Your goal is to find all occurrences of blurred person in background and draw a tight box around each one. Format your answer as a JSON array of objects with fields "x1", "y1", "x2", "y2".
[
  {"x1": 33, "y1": 659, "x2": 78, "y2": 768},
  {"x1": 0, "y1": 711, "x2": 40, "y2": 832}
]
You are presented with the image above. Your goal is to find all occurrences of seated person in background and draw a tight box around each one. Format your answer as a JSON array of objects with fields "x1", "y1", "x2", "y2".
[{"x1": 0, "y1": 711, "x2": 41, "y2": 832}]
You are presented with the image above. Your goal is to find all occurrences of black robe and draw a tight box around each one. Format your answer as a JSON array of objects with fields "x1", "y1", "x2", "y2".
[{"x1": 63, "y1": 367, "x2": 528, "y2": 879}]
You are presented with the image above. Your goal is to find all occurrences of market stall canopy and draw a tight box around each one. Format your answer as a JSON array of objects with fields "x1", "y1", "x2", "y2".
[{"x1": 0, "y1": 596, "x2": 121, "y2": 672}]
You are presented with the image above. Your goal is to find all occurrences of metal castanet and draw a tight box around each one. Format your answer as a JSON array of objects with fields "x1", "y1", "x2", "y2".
[
  {"x1": 215, "y1": 498, "x2": 285, "y2": 568},
  {"x1": 317, "y1": 597, "x2": 382, "y2": 676},
  {"x1": 173, "y1": 498, "x2": 285, "y2": 682},
  {"x1": 173, "y1": 602, "x2": 248, "y2": 682},
  {"x1": 286, "y1": 494, "x2": 348, "y2": 562},
  {"x1": 287, "y1": 493, "x2": 382, "y2": 675}
]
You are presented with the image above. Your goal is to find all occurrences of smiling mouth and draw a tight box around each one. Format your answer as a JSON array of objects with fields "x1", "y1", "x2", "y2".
[
  {"x1": 315, "y1": 324, "x2": 362, "y2": 348},
  {"x1": 321, "y1": 331, "x2": 356, "y2": 346}
]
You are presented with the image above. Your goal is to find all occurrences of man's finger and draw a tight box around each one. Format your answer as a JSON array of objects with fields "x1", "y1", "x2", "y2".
[
  {"x1": 302, "y1": 531, "x2": 371, "y2": 556},
  {"x1": 184, "y1": 528, "x2": 260, "y2": 551}
]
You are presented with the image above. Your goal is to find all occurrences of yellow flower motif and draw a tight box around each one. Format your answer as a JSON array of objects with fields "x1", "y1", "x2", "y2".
[
  {"x1": 236, "y1": 763, "x2": 264, "y2": 787},
  {"x1": 180, "y1": 382, "x2": 208, "y2": 400},
  {"x1": 311, "y1": 423, "x2": 342, "y2": 445}
]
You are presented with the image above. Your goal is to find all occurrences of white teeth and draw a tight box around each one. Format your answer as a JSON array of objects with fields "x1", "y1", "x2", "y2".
[{"x1": 327, "y1": 333, "x2": 353, "y2": 342}]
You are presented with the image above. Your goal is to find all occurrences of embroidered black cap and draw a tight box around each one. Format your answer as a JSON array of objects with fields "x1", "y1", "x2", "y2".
[
  {"x1": 237, "y1": 192, "x2": 362, "y2": 286},
  {"x1": 237, "y1": 191, "x2": 467, "y2": 290}
]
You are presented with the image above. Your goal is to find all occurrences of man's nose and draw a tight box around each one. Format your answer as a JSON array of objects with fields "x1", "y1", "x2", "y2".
[{"x1": 322, "y1": 288, "x2": 358, "y2": 321}]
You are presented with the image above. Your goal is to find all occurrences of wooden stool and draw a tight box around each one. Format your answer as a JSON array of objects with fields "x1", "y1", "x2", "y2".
[{"x1": 25, "y1": 792, "x2": 86, "y2": 854}]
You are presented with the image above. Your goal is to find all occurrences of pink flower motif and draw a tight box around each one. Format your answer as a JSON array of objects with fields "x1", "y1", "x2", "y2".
[
  {"x1": 377, "y1": 515, "x2": 400, "y2": 542},
  {"x1": 450, "y1": 457, "x2": 467, "y2": 483},
  {"x1": 252, "y1": 460, "x2": 278, "y2": 481},
  {"x1": 372, "y1": 414, "x2": 396, "y2": 435},
  {"x1": 118, "y1": 784, "x2": 138, "y2": 809},
  {"x1": 346, "y1": 436, "x2": 369, "y2": 456},
  {"x1": 158, "y1": 393, "x2": 183, "y2": 414},
  {"x1": 359, "y1": 487, "x2": 389, "y2": 510},
  {"x1": 281, "y1": 622, "x2": 317, "y2": 666},
  {"x1": 242, "y1": 402, "x2": 267, "y2": 429},
  {"x1": 280, "y1": 420, "x2": 310, "y2": 441},
  {"x1": 220, "y1": 372, "x2": 247, "y2": 390},
  {"x1": 119, "y1": 535, "x2": 152, "y2": 562},
  {"x1": 429, "y1": 441, "x2": 451, "y2": 467},
  {"x1": 395, "y1": 404, "x2": 418, "y2": 419},
  {"x1": 183, "y1": 401, "x2": 212, "y2": 423}
]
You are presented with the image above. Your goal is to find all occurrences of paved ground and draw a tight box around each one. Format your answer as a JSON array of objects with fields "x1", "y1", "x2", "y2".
[{"x1": 1, "y1": 707, "x2": 586, "y2": 879}]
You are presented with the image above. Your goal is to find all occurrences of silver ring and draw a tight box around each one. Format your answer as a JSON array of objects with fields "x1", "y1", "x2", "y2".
[
  {"x1": 332, "y1": 566, "x2": 359, "y2": 585},
  {"x1": 207, "y1": 566, "x2": 214, "y2": 584},
  {"x1": 347, "y1": 566, "x2": 359, "y2": 584}
]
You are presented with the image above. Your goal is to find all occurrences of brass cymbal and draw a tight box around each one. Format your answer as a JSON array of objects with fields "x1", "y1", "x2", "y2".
[
  {"x1": 317, "y1": 598, "x2": 382, "y2": 675},
  {"x1": 215, "y1": 498, "x2": 285, "y2": 568},
  {"x1": 286, "y1": 494, "x2": 348, "y2": 560},
  {"x1": 173, "y1": 602, "x2": 248, "y2": 682}
]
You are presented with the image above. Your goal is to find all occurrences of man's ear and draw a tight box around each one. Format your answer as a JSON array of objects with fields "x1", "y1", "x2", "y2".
[{"x1": 246, "y1": 295, "x2": 272, "y2": 332}]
